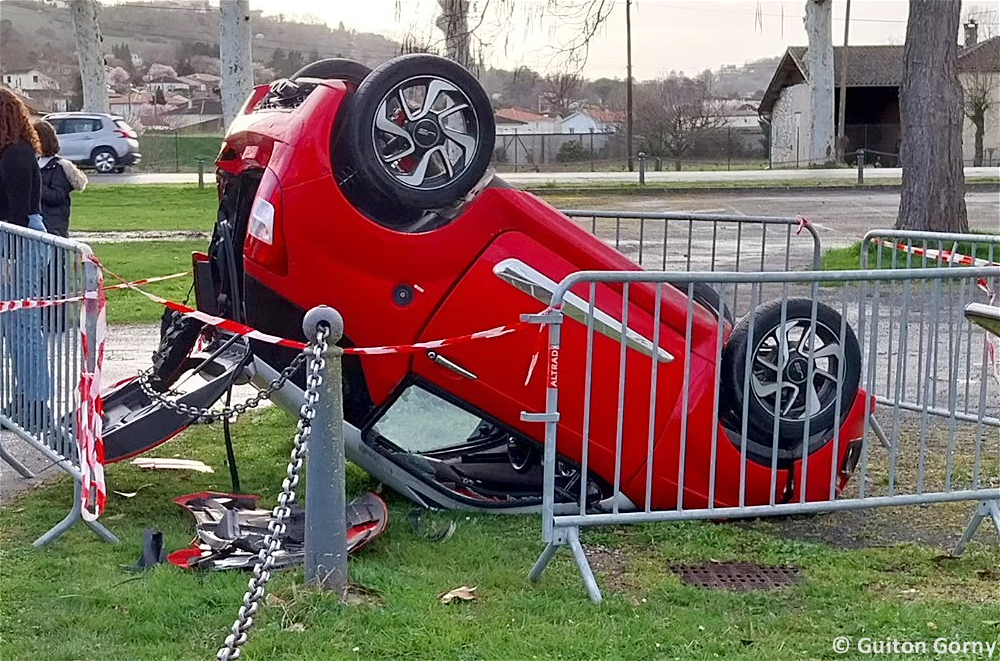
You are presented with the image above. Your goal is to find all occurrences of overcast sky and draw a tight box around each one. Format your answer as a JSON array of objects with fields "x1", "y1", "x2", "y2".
[{"x1": 107, "y1": 0, "x2": 998, "y2": 80}]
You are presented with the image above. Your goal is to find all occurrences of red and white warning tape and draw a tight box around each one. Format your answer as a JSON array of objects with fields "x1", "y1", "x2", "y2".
[
  {"x1": 877, "y1": 239, "x2": 1000, "y2": 268},
  {"x1": 77, "y1": 279, "x2": 108, "y2": 521},
  {"x1": 0, "y1": 271, "x2": 188, "y2": 315},
  {"x1": 91, "y1": 257, "x2": 528, "y2": 354}
]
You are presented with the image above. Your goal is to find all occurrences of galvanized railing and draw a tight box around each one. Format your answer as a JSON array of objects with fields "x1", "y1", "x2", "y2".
[
  {"x1": 0, "y1": 222, "x2": 117, "y2": 545},
  {"x1": 859, "y1": 230, "x2": 1000, "y2": 428},
  {"x1": 522, "y1": 265, "x2": 1000, "y2": 602},
  {"x1": 562, "y1": 210, "x2": 823, "y2": 272}
]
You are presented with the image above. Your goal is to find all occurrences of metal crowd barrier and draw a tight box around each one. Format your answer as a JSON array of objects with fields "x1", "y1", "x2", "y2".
[
  {"x1": 0, "y1": 221, "x2": 117, "y2": 545},
  {"x1": 858, "y1": 230, "x2": 1000, "y2": 430},
  {"x1": 561, "y1": 210, "x2": 823, "y2": 272},
  {"x1": 521, "y1": 265, "x2": 1000, "y2": 602}
]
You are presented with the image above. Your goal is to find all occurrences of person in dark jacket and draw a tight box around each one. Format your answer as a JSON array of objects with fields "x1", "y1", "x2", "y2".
[
  {"x1": 0, "y1": 87, "x2": 50, "y2": 431},
  {"x1": 34, "y1": 119, "x2": 87, "y2": 238}
]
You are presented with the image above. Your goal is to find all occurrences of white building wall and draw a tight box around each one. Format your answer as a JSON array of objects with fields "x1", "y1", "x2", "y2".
[{"x1": 770, "y1": 83, "x2": 811, "y2": 167}]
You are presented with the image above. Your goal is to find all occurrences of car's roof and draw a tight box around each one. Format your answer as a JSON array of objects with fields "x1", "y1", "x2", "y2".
[{"x1": 45, "y1": 111, "x2": 123, "y2": 121}]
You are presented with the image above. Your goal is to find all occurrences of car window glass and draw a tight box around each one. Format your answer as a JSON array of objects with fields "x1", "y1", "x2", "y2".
[
  {"x1": 49, "y1": 119, "x2": 64, "y2": 134},
  {"x1": 372, "y1": 385, "x2": 484, "y2": 454},
  {"x1": 63, "y1": 118, "x2": 101, "y2": 134}
]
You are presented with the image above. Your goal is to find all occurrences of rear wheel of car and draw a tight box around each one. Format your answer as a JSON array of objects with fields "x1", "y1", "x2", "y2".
[
  {"x1": 341, "y1": 54, "x2": 495, "y2": 218},
  {"x1": 91, "y1": 147, "x2": 117, "y2": 174},
  {"x1": 720, "y1": 298, "x2": 861, "y2": 449},
  {"x1": 148, "y1": 309, "x2": 205, "y2": 392},
  {"x1": 673, "y1": 282, "x2": 733, "y2": 324},
  {"x1": 292, "y1": 58, "x2": 371, "y2": 87}
]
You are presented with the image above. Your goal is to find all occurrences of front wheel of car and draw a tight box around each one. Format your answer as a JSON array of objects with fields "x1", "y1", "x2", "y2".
[
  {"x1": 341, "y1": 54, "x2": 495, "y2": 216},
  {"x1": 720, "y1": 298, "x2": 861, "y2": 448},
  {"x1": 91, "y1": 147, "x2": 118, "y2": 174}
]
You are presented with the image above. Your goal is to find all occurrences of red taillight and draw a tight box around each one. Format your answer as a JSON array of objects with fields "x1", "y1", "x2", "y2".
[
  {"x1": 114, "y1": 129, "x2": 137, "y2": 140},
  {"x1": 245, "y1": 168, "x2": 288, "y2": 276}
]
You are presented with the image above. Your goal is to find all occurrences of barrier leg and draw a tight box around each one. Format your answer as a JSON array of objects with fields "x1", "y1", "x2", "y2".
[
  {"x1": 33, "y1": 480, "x2": 119, "y2": 547},
  {"x1": 0, "y1": 438, "x2": 36, "y2": 478},
  {"x1": 952, "y1": 499, "x2": 1000, "y2": 556},
  {"x1": 529, "y1": 541, "x2": 560, "y2": 583},
  {"x1": 567, "y1": 527, "x2": 602, "y2": 604},
  {"x1": 869, "y1": 415, "x2": 892, "y2": 450}
]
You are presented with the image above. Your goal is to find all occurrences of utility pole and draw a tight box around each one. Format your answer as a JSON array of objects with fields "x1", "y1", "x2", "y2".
[
  {"x1": 836, "y1": 0, "x2": 852, "y2": 162},
  {"x1": 220, "y1": 0, "x2": 253, "y2": 129},
  {"x1": 69, "y1": 0, "x2": 109, "y2": 113},
  {"x1": 626, "y1": 0, "x2": 634, "y2": 172}
]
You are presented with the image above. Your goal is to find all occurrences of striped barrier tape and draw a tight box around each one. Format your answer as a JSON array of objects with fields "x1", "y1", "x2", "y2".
[
  {"x1": 90, "y1": 256, "x2": 529, "y2": 354},
  {"x1": 877, "y1": 239, "x2": 1000, "y2": 268},
  {"x1": 0, "y1": 271, "x2": 189, "y2": 314},
  {"x1": 77, "y1": 283, "x2": 108, "y2": 521}
]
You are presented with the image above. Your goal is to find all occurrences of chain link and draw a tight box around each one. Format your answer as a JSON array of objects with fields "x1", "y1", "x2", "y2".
[
  {"x1": 137, "y1": 350, "x2": 309, "y2": 424},
  {"x1": 216, "y1": 325, "x2": 330, "y2": 661}
]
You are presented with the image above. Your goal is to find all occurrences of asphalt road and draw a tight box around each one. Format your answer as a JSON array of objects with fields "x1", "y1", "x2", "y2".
[{"x1": 87, "y1": 165, "x2": 1000, "y2": 186}]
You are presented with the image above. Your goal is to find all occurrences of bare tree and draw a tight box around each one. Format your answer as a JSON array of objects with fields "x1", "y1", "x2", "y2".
[
  {"x1": 542, "y1": 72, "x2": 581, "y2": 116},
  {"x1": 437, "y1": 0, "x2": 473, "y2": 69},
  {"x1": 897, "y1": 0, "x2": 967, "y2": 232},
  {"x1": 633, "y1": 75, "x2": 723, "y2": 171},
  {"x1": 503, "y1": 66, "x2": 541, "y2": 108},
  {"x1": 962, "y1": 67, "x2": 998, "y2": 166},
  {"x1": 805, "y1": 0, "x2": 835, "y2": 165},
  {"x1": 219, "y1": 0, "x2": 253, "y2": 129},
  {"x1": 69, "y1": 0, "x2": 108, "y2": 113},
  {"x1": 960, "y1": 16, "x2": 999, "y2": 167}
]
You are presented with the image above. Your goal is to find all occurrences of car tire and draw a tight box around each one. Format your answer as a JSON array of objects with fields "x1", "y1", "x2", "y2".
[
  {"x1": 292, "y1": 58, "x2": 371, "y2": 87},
  {"x1": 148, "y1": 309, "x2": 205, "y2": 392},
  {"x1": 91, "y1": 147, "x2": 118, "y2": 174},
  {"x1": 720, "y1": 298, "x2": 861, "y2": 448},
  {"x1": 672, "y1": 282, "x2": 733, "y2": 324},
  {"x1": 342, "y1": 54, "x2": 495, "y2": 214}
]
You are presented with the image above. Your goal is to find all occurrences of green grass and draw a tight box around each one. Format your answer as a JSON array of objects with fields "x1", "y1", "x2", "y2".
[
  {"x1": 1, "y1": 407, "x2": 997, "y2": 660},
  {"x1": 73, "y1": 185, "x2": 216, "y2": 233},
  {"x1": 822, "y1": 235, "x2": 1000, "y2": 271},
  {"x1": 93, "y1": 240, "x2": 201, "y2": 324},
  {"x1": 136, "y1": 134, "x2": 223, "y2": 173}
]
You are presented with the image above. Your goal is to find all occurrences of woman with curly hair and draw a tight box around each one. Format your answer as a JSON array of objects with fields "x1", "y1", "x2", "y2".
[
  {"x1": 0, "y1": 87, "x2": 50, "y2": 432},
  {"x1": 0, "y1": 87, "x2": 43, "y2": 229}
]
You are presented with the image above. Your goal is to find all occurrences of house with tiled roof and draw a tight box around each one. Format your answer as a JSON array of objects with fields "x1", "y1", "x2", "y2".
[
  {"x1": 494, "y1": 107, "x2": 559, "y2": 134},
  {"x1": 957, "y1": 32, "x2": 1000, "y2": 165},
  {"x1": 758, "y1": 44, "x2": 905, "y2": 167},
  {"x1": 558, "y1": 108, "x2": 624, "y2": 134}
]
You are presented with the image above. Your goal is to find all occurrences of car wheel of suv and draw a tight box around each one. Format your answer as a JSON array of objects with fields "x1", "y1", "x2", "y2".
[
  {"x1": 91, "y1": 147, "x2": 118, "y2": 174},
  {"x1": 292, "y1": 58, "x2": 371, "y2": 87},
  {"x1": 720, "y1": 298, "x2": 861, "y2": 447},
  {"x1": 343, "y1": 54, "x2": 495, "y2": 214},
  {"x1": 673, "y1": 282, "x2": 733, "y2": 324}
]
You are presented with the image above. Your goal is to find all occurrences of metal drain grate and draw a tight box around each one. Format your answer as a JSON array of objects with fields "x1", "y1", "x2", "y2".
[{"x1": 670, "y1": 561, "x2": 802, "y2": 591}]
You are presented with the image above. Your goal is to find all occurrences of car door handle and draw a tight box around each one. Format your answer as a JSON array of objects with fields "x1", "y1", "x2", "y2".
[{"x1": 427, "y1": 351, "x2": 477, "y2": 380}]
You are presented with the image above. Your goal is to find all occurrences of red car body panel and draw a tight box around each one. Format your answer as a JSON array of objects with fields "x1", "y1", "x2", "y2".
[{"x1": 217, "y1": 78, "x2": 867, "y2": 511}]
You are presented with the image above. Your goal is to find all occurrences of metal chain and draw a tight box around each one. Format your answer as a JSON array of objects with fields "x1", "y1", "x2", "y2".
[
  {"x1": 216, "y1": 325, "x2": 329, "y2": 661},
  {"x1": 137, "y1": 350, "x2": 308, "y2": 424}
]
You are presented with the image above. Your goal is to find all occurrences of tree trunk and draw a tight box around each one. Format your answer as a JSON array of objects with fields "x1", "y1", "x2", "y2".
[
  {"x1": 674, "y1": 159, "x2": 681, "y2": 172},
  {"x1": 436, "y1": 0, "x2": 472, "y2": 70},
  {"x1": 220, "y1": 0, "x2": 253, "y2": 130},
  {"x1": 973, "y1": 114, "x2": 985, "y2": 167},
  {"x1": 896, "y1": 0, "x2": 968, "y2": 232},
  {"x1": 805, "y1": 0, "x2": 835, "y2": 165},
  {"x1": 69, "y1": 0, "x2": 109, "y2": 113}
]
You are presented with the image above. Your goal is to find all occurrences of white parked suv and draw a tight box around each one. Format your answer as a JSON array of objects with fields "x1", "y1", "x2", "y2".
[{"x1": 43, "y1": 112, "x2": 142, "y2": 174}]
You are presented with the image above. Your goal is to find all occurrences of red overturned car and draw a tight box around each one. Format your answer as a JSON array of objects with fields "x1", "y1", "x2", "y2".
[{"x1": 102, "y1": 55, "x2": 869, "y2": 513}]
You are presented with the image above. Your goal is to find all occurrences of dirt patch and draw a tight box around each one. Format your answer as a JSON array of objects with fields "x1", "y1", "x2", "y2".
[
  {"x1": 584, "y1": 543, "x2": 643, "y2": 595},
  {"x1": 75, "y1": 230, "x2": 210, "y2": 243}
]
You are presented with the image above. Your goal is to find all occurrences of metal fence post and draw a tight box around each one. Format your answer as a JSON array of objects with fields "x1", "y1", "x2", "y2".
[
  {"x1": 638, "y1": 151, "x2": 646, "y2": 185},
  {"x1": 196, "y1": 158, "x2": 205, "y2": 189},
  {"x1": 302, "y1": 305, "x2": 348, "y2": 596},
  {"x1": 857, "y1": 149, "x2": 865, "y2": 185},
  {"x1": 174, "y1": 130, "x2": 180, "y2": 172}
]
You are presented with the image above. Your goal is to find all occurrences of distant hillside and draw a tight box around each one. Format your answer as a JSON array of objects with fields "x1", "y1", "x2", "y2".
[
  {"x1": 712, "y1": 55, "x2": 782, "y2": 98},
  {"x1": 0, "y1": 0, "x2": 401, "y2": 81}
]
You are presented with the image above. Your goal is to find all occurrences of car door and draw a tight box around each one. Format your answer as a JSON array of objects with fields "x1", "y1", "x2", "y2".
[
  {"x1": 57, "y1": 117, "x2": 100, "y2": 162},
  {"x1": 409, "y1": 229, "x2": 707, "y2": 499}
]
